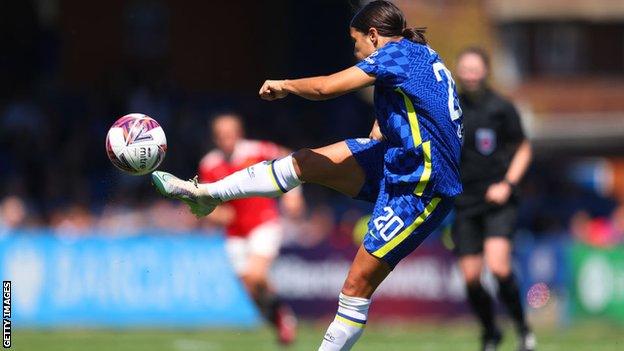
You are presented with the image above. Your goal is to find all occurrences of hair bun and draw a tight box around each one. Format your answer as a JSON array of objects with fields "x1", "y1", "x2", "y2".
[{"x1": 402, "y1": 27, "x2": 427, "y2": 45}]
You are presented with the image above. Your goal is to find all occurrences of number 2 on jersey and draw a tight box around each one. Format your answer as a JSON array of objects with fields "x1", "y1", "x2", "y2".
[{"x1": 432, "y1": 62, "x2": 462, "y2": 121}]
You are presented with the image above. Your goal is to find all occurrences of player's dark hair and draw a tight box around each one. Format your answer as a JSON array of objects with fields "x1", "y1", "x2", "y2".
[
  {"x1": 350, "y1": 0, "x2": 427, "y2": 45},
  {"x1": 458, "y1": 46, "x2": 490, "y2": 70}
]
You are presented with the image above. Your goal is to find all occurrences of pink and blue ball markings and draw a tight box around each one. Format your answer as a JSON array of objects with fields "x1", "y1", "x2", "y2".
[{"x1": 106, "y1": 114, "x2": 167, "y2": 174}]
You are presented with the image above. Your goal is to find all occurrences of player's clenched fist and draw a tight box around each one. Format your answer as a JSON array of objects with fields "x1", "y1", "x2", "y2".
[{"x1": 259, "y1": 80, "x2": 289, "y2": 101}]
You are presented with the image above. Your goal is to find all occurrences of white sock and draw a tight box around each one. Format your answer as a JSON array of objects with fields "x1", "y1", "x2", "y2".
[
  {"x1": 319, "y1": 293, "x2": 370, "y2": 351},
  {"x1": 201, "y1": 155, "x2": 301, "y2": 201}
]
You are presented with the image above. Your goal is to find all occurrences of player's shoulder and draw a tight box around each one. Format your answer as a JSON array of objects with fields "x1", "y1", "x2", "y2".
[
  {"x1": 360, "y1": 40, "x2": 423, "y2": 84},
  {"x1": 370, "y1": 39, "x2": 415, "y2": 61},
  {"x1": 199, "y1": 149, "x2": 226, "y2": 170}
]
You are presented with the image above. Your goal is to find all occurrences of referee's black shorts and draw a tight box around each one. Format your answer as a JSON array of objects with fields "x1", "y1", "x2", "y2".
[{"x1": 452, "y1": 201, "x2": 518, "y2": 257}]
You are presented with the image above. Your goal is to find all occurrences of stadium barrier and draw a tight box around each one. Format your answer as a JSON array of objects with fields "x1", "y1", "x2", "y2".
[
  {"x1": 273, "y1": 243, "x2": 468, "y2": 319},
  {"x1": 2, "y1": 230, "x2": 615, "y2": 326},
  {"x1": 571, "y1": 243, "x2": 624, "y2": 321},
  {"x1": 273, "y1": 233, "x2": 571, "y2": 320},
  {"x1": 0, "y1": 231, "x2": 259, "y2": 328}
]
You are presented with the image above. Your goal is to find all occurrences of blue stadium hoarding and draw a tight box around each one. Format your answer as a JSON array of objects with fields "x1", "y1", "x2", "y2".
[{"x1": 0, "y1": 231, "x2": 259, "y2": 327}]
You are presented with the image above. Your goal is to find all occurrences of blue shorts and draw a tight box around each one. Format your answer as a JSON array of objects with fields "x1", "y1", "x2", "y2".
[{"x1": 346, "y1": 138, "x2": 454, "y2": 268}]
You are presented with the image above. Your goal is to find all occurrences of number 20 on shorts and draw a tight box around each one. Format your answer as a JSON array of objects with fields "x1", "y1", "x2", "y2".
[{"x1": 373, "y1": 207, "x2": 405, "y2": 242}]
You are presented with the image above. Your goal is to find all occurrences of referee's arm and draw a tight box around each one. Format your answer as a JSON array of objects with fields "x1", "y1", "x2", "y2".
[
  {"x1": 485, "y1": 102, "x2": 532, "y2": 205},
  {"x1": 504, "y1": 140, "x2": 532, "y2": 187}
]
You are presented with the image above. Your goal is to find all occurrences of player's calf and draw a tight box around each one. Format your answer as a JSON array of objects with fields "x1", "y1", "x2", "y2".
[
  {"x1": 319, "y1": 293, "x2": 370, "y2": 351},
  {"x1": 319, "y1": 246, "x2": 389, "y2": 351},
  {"x1": 205, "y1": 155, "x2": 301, "y2": 201}
]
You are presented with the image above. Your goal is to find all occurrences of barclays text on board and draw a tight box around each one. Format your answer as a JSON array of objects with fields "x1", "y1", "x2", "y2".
[{"x1": 0, "y1": 232, "x2": 259, "y2": 328}]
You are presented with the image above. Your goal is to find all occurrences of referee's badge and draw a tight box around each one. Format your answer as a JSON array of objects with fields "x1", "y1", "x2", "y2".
[{"x1": 476, "y1": 128, "x2": 496, "y2": 155}]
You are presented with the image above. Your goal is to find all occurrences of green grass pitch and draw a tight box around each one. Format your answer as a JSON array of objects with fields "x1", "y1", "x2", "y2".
[{"x1": 13, "y1": 320, "x2": 623, "y2": 351}]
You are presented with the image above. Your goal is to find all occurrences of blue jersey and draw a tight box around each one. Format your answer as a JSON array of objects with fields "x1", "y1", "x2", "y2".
[{"x1": 356, "y1": 39, "x2": 463, "y2": 198}]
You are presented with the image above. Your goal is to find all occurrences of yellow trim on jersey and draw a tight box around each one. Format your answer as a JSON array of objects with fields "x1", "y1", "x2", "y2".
[
  {"x1": 414, "y1": 141, "x2": 432, "y2": 196},
  {"x1": 396, "y1": 88, "x2": 422, "y2": 146},
  {"x1": 335, "y1": 315, "x2": 366, "y2": 329},
  {"x1": 395, "y1": 88, "x2": 432, "y2": 196},
  {"x1": 371, "y1": 197, "x2": 441, "y2": 258}
]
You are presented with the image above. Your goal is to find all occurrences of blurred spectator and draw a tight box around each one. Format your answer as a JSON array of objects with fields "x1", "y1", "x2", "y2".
[
  {"x1": 51, "y1": 205, "x2": 94, "y2": 236},
  {"x1": 97, "y1": 203, "x2": 147, "y2": 236},
  {"x1": 0, "y1": 196, "x2": 28, "y2": 236},
  {"x1": 146, "y1": 200, "x2": 201, "y2": 231},
  {"x1": 611, "y1": 204, "x2": 624, "y2": 242},
  {"x1": 570, "y1": 202, "x2": 624, "y2": 247}
]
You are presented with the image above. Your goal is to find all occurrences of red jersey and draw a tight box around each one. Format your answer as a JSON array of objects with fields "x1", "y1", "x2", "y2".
[{"x1": 199, "y1": 139, "x2": 282, "y2": 237}]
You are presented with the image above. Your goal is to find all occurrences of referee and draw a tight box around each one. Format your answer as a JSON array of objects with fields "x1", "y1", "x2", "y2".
[{"x1": 453, "y1": 47, "x2": 535, "y2": 351}]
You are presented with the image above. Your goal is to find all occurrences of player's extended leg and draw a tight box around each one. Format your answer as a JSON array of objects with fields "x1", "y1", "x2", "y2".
[
  {"x1": 292, "y1": 142, "x2": 365, "y2": 197},
  {"x1": 254, "y1": 221, "x2": 297, "y2": 344},
  {"x1": 151, "y1": 141, "x2": 365, "y2": 216},
  {"x1": 484, "y1": 238, "x2": 535, "y2": 351},
  {"x1": 239, "y1": 254, "x2": 275, "y2": 316},
  {"x1": 241, "y1": 254, "x2": 297, "y2": 345},
  {"x1": 225, "y1": 222, "x2": 297, "y2": 345},
  {"x1": 459, "y1": 254, "x2": 501, "y2": 349},
  {"x1": 320, "y1": 194, "x2": 454, "y2": 351},
  {"x1": 454, "y1": 213, "x2": 502, "y2": 350},
  {"x1": 318, "y1": 246, "x2": 391, "y2": 351}
]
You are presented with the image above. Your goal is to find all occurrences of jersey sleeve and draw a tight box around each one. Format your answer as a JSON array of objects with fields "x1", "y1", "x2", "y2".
[
  {"x1": 502, "y1": 100, "x2": 525, "y2": 144},
  {"x1": 355, "y1": 43, "x2": 409, "y2": 87}
]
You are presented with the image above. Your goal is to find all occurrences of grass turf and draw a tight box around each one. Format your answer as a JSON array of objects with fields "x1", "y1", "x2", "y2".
[{"x1": 13, "y1": 320, "x2": 624, "y2": 351}]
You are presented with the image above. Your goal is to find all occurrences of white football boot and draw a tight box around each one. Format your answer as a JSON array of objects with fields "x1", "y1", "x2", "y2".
[{"x1": 151, "y1": 171, "x2": 221, "y2": 217}]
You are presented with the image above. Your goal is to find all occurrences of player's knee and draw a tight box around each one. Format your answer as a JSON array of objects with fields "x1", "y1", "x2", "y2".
[
  {"x1": 460, "y1": 260, "x2": 482, "y2": 285},
  {"x1": 489, "y1": 263, "x2": 512, "y2": 280},
  {"x1": 463, "y1": 271, "x2": 481, "y2": 286},
  {"x1": 241, "y1": 273, "x2": 266, "y2": 297},
  {"x1": 240, "y1": 275, "x2": 255, "y2": 291},
  {"x1": 292, "y1": 148, "x2": 316, "y2": 181},
  {"x1": 485, "y1": 256, "x2": 511, "y2": 279}
]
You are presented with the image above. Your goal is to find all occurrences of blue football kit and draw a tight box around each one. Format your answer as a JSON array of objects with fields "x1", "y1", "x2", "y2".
[{"x1": 346, "y1": 38, "x2": 463, "y2": 267}]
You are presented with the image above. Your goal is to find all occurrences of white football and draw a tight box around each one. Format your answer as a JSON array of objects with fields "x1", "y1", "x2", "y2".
[{"x1": 105, "y1": 113, "x2": 167, "y2": 175}]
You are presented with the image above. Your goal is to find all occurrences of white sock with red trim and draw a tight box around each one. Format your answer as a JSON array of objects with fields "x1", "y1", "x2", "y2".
[
  {"x1": 319, "y1": 293, "x2": 370, "y2": 351},
  {"x1": 201, "y1": 155, "x2": 300, "y2": 201}
]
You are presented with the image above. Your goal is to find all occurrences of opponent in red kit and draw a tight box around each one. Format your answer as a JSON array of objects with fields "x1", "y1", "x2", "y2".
[{"x1": 199, "y1": 112, "x2": 304, "y2": 345}]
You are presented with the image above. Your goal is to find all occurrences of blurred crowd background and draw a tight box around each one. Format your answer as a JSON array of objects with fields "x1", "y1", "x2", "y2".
[{"x1": 2, "y1": 0, "x2": 624, "y2": 250}]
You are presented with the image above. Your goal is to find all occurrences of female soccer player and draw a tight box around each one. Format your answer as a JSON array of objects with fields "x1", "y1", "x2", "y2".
[
  {"x1": 152, "y1": 1, "x2": 463, "y2": 349},
  {"x1": 199, "y1": 112, "x2": 302, "y2": 345}
]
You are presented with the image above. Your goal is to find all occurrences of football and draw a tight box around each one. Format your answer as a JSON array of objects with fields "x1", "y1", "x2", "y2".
[{"x1": 106, "y1": 113, "x2": 167, "y2": 175}]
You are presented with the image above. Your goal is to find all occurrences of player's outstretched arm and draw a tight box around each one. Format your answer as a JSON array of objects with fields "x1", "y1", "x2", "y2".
[{"x1": 259, "y1": 66, "x2": 375, "y2": 101}]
